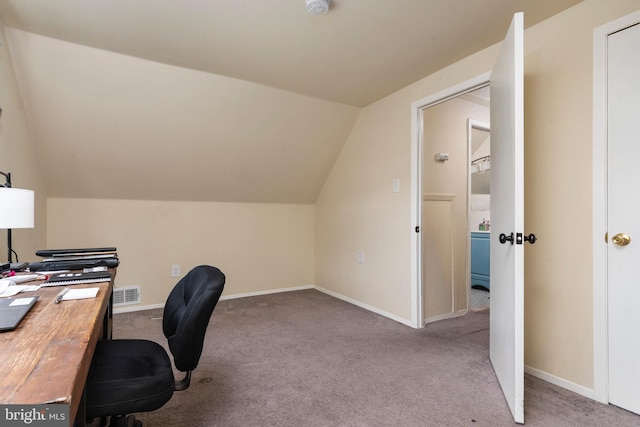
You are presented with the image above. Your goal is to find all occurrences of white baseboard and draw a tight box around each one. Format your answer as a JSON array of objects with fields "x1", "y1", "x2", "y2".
[
  {"x1": 114, "y1": 302, "x2": 164, "y2": 314},
  {"x1": 423, "y1": 309, "x2": 468, "y2": 326},
  {"x1": 113, "y1": 285, "x2": 316, "y2": 314},
  {"x1": 524, "y1": 365, "x2": 595, "y2": 400},
  {"x1": 314, "y1": 285, "x2": 414, "y2": 327},
  {"x1": 219, "y1": 284, "x2": 315, "y2": 301}
]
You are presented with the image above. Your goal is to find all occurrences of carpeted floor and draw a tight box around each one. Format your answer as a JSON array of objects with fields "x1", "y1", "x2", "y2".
[
  {"x1": 470, "y1": 288, "x2": 490, "y2": 311},
  {"x1": 104, "y1": 289, "x2": 640, "y2": 426}
]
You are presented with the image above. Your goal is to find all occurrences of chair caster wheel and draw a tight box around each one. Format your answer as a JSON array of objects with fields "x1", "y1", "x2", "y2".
[
  {"x1": 108, "y1": 415, "x2": 141, "y2": 427},
  {"x1": 126, "y1": 415, "x2": 141, "y2": 427}
]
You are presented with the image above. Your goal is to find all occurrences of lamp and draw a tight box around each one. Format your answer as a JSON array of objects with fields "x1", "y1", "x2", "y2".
[{"x1": 0, "y1": 171, "x2": 34, "y2": 263}]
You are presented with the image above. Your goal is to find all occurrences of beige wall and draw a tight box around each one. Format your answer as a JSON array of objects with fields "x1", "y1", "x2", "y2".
[
  {"x1": 315, "y1": 45, "x2": 499, "y2": 322},
  {"x1": 315, "y1": 95, "x2": 416, "y2": 321},
  {"x1": 316, "y1": 0, "x2": 640, "y2": 392},
  {"x1": 47, "y1": 198, "x2": 315, "y2": 308},
  {"x1": 0, "y1": 20, "x2": 46, "y2": 261},
  {"x1": 522, "y1": 0, "x2": 640, "y2": 390}
]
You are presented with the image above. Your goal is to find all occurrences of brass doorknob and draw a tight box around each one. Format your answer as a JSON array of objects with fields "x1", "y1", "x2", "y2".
[{"x1": 612, "y1": 233, "x2": 631, "y2": 246}]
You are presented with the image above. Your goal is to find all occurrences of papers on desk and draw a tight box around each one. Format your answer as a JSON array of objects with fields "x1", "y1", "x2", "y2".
[
  {"x1": 9, "y1": 274, "x2": 40, "y2": 283},
  {"x1": 62, "y1": 287, "x2": 100, "y2": 301},
  {"x1": 0, "y1": 274, "x2": 46, "y2": 297},
  {"x1": 0, "y1": 278, "x2": 39, "y2": 297},
  {"x1": 0, "y1": 277, "x2": 100, "y2": 300},
  {"x1": 9, "y1": 297, "x2": 37, "y2": 306},
  {"x1": 0, "y1": 284, "x2": 41, "y2": 297}
]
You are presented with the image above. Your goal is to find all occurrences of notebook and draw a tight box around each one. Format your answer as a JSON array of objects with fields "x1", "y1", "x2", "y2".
[
  {"x1": 0, "y1": 296, "x2": 39, "y2": 332},
  {"x1": 35, "y1": 247, "x2": 117, "y2": 257},
  {"x1": 29, "y1": 258, "x2": 120, "y2": 272},
  {"x1": 42, "y1": 271, "x2": 112, "y2": 287}
]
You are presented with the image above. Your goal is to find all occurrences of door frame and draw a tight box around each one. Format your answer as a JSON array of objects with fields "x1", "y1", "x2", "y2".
[
  {"x1": 410, "y1": 72, "x2": 491, "y2": 328},
  {"x1": 592, "y1": 9, "x2": 640, "y2": 404}
]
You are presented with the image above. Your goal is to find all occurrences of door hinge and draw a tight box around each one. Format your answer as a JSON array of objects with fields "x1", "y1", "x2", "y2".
[{"x1": 415, "y1": 226, "x2": 420, "y2": 233}]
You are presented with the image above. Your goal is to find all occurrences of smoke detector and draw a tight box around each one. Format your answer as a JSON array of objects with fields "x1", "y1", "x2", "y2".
[{"x1": 306, "y1": 0, "x2": 330, "y2": 15}]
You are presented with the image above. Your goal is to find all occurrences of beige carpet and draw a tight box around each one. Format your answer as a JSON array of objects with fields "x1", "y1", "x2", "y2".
[
  {"x1": 102, "y1": 289, "x2": 639, "y2": 426},
  {"x1": 470, "y1": 288, "x2": 490, "y2": 311}
]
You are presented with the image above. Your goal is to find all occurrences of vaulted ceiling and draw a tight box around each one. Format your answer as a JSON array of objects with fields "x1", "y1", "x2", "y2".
[{"x1": 0, "y1": 0, "x2": 582, "y2": 203}]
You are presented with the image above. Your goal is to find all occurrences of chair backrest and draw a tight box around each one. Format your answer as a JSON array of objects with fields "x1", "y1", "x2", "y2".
[{"x1": 162, "y1": 265, "x2": 225, "y2": 372}]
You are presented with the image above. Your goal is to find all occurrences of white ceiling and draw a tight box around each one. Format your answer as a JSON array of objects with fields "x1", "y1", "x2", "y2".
[
  {"x1": 0, "y1": 0, "x2": 582, "y2": 107},
  {"x1": 0, "y1": 1, "x2": 582, "y2": 204}
]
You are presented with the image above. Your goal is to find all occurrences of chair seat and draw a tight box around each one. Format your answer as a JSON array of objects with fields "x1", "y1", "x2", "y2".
[{"x1": 86, "y1": 339, "x2": 175, "y2": 419}]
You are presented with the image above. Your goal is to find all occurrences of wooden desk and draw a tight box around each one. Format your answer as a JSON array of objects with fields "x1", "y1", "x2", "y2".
[{"x1": 0, "y1": 278, "x2": 113, "y2": 426}]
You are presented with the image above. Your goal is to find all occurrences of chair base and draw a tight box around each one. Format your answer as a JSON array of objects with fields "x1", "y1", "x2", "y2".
[{"x1": 109, "y1": 414, "x2": 142, "y2": 427}]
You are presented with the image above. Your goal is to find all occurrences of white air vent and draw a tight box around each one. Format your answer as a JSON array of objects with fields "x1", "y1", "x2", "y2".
[{"x1": 113, "y1": 286, "x2": 140, "y2": 306}]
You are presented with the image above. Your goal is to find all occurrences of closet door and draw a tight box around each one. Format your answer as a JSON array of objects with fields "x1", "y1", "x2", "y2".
[{"x1": 607, "y1": 21, "x2": 640, "y2": 416}]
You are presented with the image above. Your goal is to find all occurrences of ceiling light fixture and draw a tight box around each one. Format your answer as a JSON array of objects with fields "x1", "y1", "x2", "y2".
[{"x1": 306, "y1": 0, "x2": 330, "y2": 15}]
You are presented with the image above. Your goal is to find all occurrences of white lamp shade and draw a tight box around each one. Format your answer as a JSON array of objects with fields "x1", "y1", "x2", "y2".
[{"x1": 0, "y1": 188, "x2": 35, "y2": 229}]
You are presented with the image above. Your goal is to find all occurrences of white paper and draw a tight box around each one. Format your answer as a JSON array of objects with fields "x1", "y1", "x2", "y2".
[
  {"x1": 9, "y1": 297, "x2": 36, "y2": 306},
  {"x1": 62, "y1": 287, "x2": 99, "y2": 301},
  {"x1": 0, "y1": 284, "x2": 41, "y2": 297},
  {"x1": 11, "y1": 274, "x2": 40, "y2": 284}
]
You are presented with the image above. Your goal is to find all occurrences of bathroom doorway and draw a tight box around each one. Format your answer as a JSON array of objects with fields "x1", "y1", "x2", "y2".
[
  {"x1": 468, "y1": 119, "x2": 491, "y2": 311},
  {"x1": 420, "y1": 85, "x2": 490, "y2": 324}
]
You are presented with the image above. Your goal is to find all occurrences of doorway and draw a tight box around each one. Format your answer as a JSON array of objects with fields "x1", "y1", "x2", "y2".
[{"x1": 417, "y1": 83, "x2": 490, "y2": 326}]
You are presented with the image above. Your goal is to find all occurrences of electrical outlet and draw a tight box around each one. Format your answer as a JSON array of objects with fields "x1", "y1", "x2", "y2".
[
  {"x1": 357, "y1": 251, "x2": 365, "y2": 263},
  {"x1": 171, "y1": 264, "x2": 181, "y2": 277}
]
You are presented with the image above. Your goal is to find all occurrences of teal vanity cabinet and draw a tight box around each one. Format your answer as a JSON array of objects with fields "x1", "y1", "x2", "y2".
[{"x1": 470, "y1": 232, "x2": 490, "y2": 291}]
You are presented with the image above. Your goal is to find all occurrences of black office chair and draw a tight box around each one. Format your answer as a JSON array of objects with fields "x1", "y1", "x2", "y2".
[{"x1": 85, "y1": 265, "x2": 225, "y2": 427}]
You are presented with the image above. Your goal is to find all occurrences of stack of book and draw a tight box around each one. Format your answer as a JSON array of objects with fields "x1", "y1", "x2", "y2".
[{"x1": 30, "y1": 247, "x2": 120, "y2": 271}]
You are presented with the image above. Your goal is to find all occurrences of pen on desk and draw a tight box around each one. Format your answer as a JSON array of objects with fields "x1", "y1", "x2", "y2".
[{"x1": 54, "y1": 288, "x2": 69, "y2": 304}]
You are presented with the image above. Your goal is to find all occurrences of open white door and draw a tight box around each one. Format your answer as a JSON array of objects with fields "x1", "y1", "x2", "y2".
[{"x1": 489, "y1": 12, "x2": 525, "y2": 424}]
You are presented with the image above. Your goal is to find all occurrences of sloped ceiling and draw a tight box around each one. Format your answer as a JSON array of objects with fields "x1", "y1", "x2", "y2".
[{"x1": 0, "y1": 0, "x2": 582, "y2": 203}]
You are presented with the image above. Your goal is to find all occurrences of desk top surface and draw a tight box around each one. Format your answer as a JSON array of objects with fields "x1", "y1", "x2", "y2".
[{"x1": 0, "y1": 278, "x2": 111, "y2": 413}]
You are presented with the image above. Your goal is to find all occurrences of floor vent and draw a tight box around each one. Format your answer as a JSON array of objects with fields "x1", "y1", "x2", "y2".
[{"x1": 113, "y1": 286, "x2": 140, "y2": 306}]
